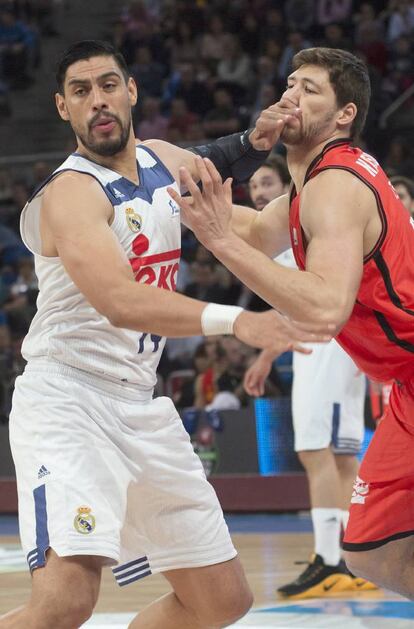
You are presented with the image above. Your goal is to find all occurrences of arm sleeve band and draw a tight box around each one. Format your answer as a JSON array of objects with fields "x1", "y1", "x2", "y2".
[{"x1": 188, "y1": 129, "x2": 271, "y2": 183}]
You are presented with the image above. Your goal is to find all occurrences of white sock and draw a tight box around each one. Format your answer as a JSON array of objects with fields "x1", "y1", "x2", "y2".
[
  {"x1": 341, "y1": 510, "x2": 350, "y2": 532},
  {"x1": 311, "y1": 507, "x2": 341, "y2": 566}
]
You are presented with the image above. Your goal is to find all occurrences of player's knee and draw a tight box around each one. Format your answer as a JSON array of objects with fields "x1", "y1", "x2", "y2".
[
  {"x1": 297, "y1": 449, "x2": 325, "y2": 471},
  {"x1": 343, "y1": 551, "x2": 373, "y2": 581},
  {"x1": 196, "y1": 580, "x2": 253, "y2": 626},
  {"x1": 34, "y1": 585, "x2": 96, "y2": 628}
]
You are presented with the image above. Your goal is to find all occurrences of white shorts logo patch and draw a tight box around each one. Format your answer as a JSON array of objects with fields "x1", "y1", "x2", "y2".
[
  {"x1": 351, "y1": 476, "x2": 370, "y2": 504},
  {"x1": 74, "y1": 506, "x2": 96, "y2": 534}
]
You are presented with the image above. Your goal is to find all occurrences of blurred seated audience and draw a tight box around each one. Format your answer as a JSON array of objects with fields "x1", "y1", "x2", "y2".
[{"x1": 391, "y1": 175, "x2": 414, "y2": 216}]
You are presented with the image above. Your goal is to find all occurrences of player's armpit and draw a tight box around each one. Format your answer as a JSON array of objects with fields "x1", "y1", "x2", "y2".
[{"x1": 300, "y1": 169, "x2": 370, "y2": 329}]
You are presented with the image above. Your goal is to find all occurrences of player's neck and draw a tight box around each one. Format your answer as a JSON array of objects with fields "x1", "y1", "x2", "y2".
[
  {"x1": 287, "y1": 133, "x2": 348, "y2": 193},
  {"x1": 77, "y1": 133, "x2": 139, "y2": 184}
]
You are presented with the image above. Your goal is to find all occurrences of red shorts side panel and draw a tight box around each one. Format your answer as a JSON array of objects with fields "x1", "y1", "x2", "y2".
[{"x1": 343, "y1": 378, "x2": 414, "y2": 551}]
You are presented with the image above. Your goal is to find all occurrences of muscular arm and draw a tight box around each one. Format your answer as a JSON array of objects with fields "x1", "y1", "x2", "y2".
[
  {"x1": 214, "y1": 170, "x2": 366, "y2": 329},
  {"x1": 142, "y1": 118, "x2": 275, "y2": 191},
  {"x1": 230, "y1": 194, "x2": 291, "y2": 256},
  {"x1": 41, "y1": 172, "x2": 328, "y2": 352},
  {"x1": 184, "y1": 168, "x2": 369, "y2": 331},
  {"x1": 42, "y1": 173, "x2": 206, "y2": 337}
]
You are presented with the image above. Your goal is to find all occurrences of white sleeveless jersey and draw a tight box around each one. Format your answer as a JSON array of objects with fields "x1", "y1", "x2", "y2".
[{"x1": 20, "y1": 145, "x2": 181, "y2": 390}]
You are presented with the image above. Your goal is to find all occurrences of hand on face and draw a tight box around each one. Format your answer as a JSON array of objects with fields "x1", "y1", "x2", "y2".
[
  {"x1": 250, "y1": 101, "x2": 302, "y2": 150},
  {"x1": 167, "y1": 156, "x2": 233, "y2": 250}
]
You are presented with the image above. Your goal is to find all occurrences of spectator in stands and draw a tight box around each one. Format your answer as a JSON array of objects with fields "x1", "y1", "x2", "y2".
[
  {"x1": 238, "y1": 12, "x2": 261, "y2": 57},
  {"x1": 173, "y1": 342, "x2": 210, "y2": 409},
  {"x1": 184, "y1": 260, "x2": 229, "y2": 304},
  {"x1": 30, "y1": 160, "x2": 52, "y2": 194},
  {"x1": 165, "y1": 62, "x2": 213, "y2": 117},
  {"x1": 0, "y1": 223, "x2": 28, "y2": 270},
  {"x1": 285, "y1": 0, "x2": 315, "y2": 34},
  {"x1": 391, "y1": 175, "x2": 414, "y2": 216},
  {"x1": 0, "y1": 5, "x2": 35, "y2": 88},
  {"x1": 321, "y1": 23, "x2": 352, "y2": 50},
  {"x1": 166, "y1": 97, "x2": 200, "y2": 143},
  {"x1": 194, "y1": 338, "x2": 228, "y2": 409},
  {"x1": 168, "y1": 21, "x2": 198, "y2": 65},
  {"x1": 316, "y1": 0, "x2": 353, "y2": 26},
  {"x1": 260, "y1": 7, "x2": 285, "y2": 46},
  {"x1": 120, "y1": 0, "x2": 153, "y2": 41},
  {"x1": 354, "y1": 2, "x2": 385, "y2": 45},
  {"x1": 135, "y1": 96, "x2": 168, "y2": 141},
  {"x1": 206, "y1": 337, "x2": 248, "y2": 411},
  {"x1": 278, "y1": 31, "x2": 312, "y2": 82},
  {"x1": 200, "y1": 14, "x2": 229, "y2": 68},
  {"x1": 129, "y1": 45, "x2": 165, "y2": 98},
  {"x1": 203, "y1": 87, "x2": 241, "y2": 139},
  {"x1": 2, "y1": 255, "x2": 37, "y2": 339},
  {"x1": 385, "y1": 0, "x2": 414, "y2": 43},
  {"x1": 383, "y1": 136, "x2": 414, "y2": 177},
  {"x1": 387, "y1": 35, "x2": 414, "y2": 93},
  {"x1": 250, "y1": 83, "x2": 278, "y2": 127},
  {"x1": 2, "y1": 178, "x2": 30, "y2": 235},
  {"x1": 216, "y1": 34, "x2": 253, "y2": 101},
  {"x1": 354, "y1": 5, "x2": 387, "y2": 76}
]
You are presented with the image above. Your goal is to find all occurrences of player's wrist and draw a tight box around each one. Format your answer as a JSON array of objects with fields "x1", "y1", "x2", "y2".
[{"x1": 201, "y1": 303, "x2": 244, "y2": 336}]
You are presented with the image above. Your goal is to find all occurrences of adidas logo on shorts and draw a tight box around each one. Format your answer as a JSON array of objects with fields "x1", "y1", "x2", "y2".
[{"x1": 37, "y1": 465, "x2": 50, "y2": 479}]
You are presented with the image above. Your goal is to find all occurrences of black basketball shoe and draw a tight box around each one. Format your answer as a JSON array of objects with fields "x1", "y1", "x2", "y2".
[{"x1": 277, "y1": 553, "x2": 353, "y2": 599}]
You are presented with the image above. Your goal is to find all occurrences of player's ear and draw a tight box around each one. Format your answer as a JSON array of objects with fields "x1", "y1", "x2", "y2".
[
  {"x1": 127, "y1": 77, "x2": 138, "y2": 107},
  {"x1": 337, "y1": 102, "x2": 357, "y2": 131},
  {"x1": 55, "y1": 92, "x2": 70, "y2": 121}
]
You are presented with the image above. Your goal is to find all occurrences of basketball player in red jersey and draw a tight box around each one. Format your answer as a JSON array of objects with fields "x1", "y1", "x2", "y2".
[{"x1": 169, "y1": 47, "x2": 414, "y2": 598}]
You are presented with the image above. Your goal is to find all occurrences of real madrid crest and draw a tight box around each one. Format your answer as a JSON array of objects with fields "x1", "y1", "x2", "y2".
[
  {"x1": 125, "y1": 207, "x2": 142, "y2": 233},
  {"x1": 74, "y1": 506, "x2": 96, "y2": 535}
]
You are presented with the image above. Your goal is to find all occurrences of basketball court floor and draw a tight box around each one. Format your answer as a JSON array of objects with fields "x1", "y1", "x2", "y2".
[{"x1": 1, "y1": 514, "x2": 413, "y2": 628}]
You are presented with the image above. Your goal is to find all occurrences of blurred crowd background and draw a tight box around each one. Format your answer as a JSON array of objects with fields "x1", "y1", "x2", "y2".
[{"x1": 0, "y1": 0, "x2": 413, "y2": 424}]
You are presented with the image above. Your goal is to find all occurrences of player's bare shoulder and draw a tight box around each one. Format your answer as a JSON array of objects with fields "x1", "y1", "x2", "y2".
[
  {"x1": 301, "y1": 168, "x2": 381, "y2": 255},
  {"x1": 302, "y1": 169, "x2": 375, "y2": 222},
  {"x1": 140, "y1": 138, "x2": 193, "y2": 181},
  {"x1": 42, "y1": 170, "x2": 113, "y2": 222},
  {"x1": 39, "y1": 171, "x2": 113, "y2": 257}
]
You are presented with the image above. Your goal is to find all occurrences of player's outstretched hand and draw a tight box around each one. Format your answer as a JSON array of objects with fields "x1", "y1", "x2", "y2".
[
  {"x1": 167, "y1": 156, "x2": 232, "y2": 250},
  {"x1": 243, "y1": 353, "x2": 273, "y2": 397},
  {"x1": 233, "y1": 309, "x2": 333, "y2": 355}
]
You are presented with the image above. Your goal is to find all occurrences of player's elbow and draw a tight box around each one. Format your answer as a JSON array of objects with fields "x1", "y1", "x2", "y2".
[
  {"x1": 92, "y1": 290, "x2": 132, "y2": 329},
  {"x1": 312, "y1": 297, "x2": 352, "y2": 334},
  {"x1": 104, "y1": 297, "x2": 135, "y2": 329}
]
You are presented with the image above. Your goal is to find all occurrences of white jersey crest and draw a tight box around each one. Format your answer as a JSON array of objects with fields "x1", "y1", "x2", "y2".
[{"x1": 20, "y1": 145, "x2": 181, "y2": 389}]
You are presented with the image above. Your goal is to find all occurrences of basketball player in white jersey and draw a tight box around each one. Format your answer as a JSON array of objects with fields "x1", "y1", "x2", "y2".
[
  {"x1": 0, "y1": 41, "x2": 332, "y2": 629},
  {"x1": 243, "y1": 157, "x2": 371, "y2": 599}
]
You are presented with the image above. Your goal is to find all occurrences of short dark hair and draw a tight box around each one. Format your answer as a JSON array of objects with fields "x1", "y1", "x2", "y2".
[
  {"x1": 292, "y1": 47, "x2": 371, "y2": 139},
  {"x1": 390, "y1": 175, "x2": 414, "y2": 200},
  {"x1": 262, "y1": 154, "x2": 290, "y2": 186},
  {"x1": 56, "y1": 40, "x2": 130, "y2": 94}
]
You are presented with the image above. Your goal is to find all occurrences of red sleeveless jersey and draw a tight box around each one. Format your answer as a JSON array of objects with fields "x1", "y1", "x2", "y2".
[{"x1": 289, "y1": 138, "x2": 414, "y2": 382}]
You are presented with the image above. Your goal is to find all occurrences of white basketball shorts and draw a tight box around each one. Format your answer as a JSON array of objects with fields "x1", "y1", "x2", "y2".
[
  {"x1": 292, "y1": 340, "x2": 365, "y2": 453},
  {"x1": 9, "y1": 360, "x2": 236, "y2": 586}
]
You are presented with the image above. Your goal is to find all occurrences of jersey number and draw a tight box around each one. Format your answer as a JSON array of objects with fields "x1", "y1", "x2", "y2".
[{"x1": 138, "y1": 332, "x2": 162, "y2": 354}]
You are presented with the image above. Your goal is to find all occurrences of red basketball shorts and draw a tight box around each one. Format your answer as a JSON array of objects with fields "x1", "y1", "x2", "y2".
[{"x1": 343, "y1": 376, "x2": 414, "y2": 551}]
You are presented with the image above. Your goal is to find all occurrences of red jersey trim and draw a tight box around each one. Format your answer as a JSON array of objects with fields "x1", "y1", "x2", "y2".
[
  {"x1": 303, "y1": 138, "x2": 352, "y2": 186},
  {"x1": 373, "y1": 311, "x2": 414, "y2": 353},
  {"x1": 374, "y1": 251, "x2": 414, "y2": 316}
]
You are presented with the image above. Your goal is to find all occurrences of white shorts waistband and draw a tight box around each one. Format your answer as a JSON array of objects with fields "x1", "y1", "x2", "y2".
[{"x1": 24, "y1": 359, "x2": 154, "y2": 402}]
